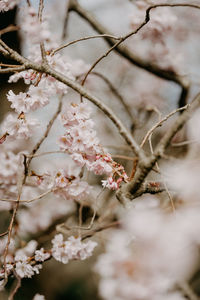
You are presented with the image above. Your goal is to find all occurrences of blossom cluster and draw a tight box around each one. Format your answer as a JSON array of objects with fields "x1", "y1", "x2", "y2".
[
  {"x1": 52, "y1": 234, "x2": 97, "y2": 264},
  {"x1": 33, "y1": 168, "x2": 91, "y2": 202},
  {"x1": 1, "y1": 3, "x2": 90, "y2": 142},
  {"x1": 59, "y1": 102, "x2": 128, "y2": 189},
  {"x1": 0, "y1": 234, "x2": 97, "y2": 281},
  {"x1": 0, "y1": 240, "x2": 49, "y2": 280}
]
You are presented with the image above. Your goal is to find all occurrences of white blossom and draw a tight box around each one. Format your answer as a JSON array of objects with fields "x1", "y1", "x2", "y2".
[
  {"x1": 15, "y1": 253, "x2": 42, "y2": 279},
  {"x1": 51, "y1": 234, "x2": 97, "y2": 264},
  {"x1": 2, "y1": 113, "x2": 40, "y2": 139},
  {"x1": 35, "y1": 248, "x2": 50, "y2": 262}
]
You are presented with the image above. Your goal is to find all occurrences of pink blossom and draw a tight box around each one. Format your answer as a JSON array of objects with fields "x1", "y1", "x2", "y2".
[
  {"x1": 15, "y1": 254, "x2": 42, "y2": 278},
  {"x1": 35, "y1": 248, "x2": 50, "y2": 262},
  {"x1": 51, "y1": 234, "x2": 97, "y2": 264},
  {"x1": 7, "y1": 85, "x2": 49, "y2": 113},
  {"x1": 59, "y1": 102, "x2": 128, "y2": 190},
  {"x1": 2, "y1": 113, "x2": 40, "y2": 139}
]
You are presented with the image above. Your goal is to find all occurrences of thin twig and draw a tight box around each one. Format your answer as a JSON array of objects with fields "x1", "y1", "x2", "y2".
[
  {"x1": 25, "y1": 150, "x2": 66, "y2": 159},
  {"x1": 51, "y1": 34, "x2": 121, "y2": 56},
  {"x1": 171, "y1": 139, "x2": 198, "y2": 147},
  {"x1": 80, "y1": 18, "x2": 149, "y2": 90},
  {"x1": 38, "y1": 0, "x2": 47, "y2": 63},
  {"x1": 148, "y1": 133, "x2": 175, "y2": 212},
  {"x1": 70, "y1": 0, "x2": 190, "y2": 107},
  {"x1": 8, "y1": 270, "x2": 21, "y2": 300},
  {"x1": 111, "y1": 154, "x2": 137, "y2": 161},
  {"x1": 0, "y1": 231, "x2": 8, "y2": 238},
  {"x1": 0, "y1": 25, "x2": 19, "y2": 36},
  {"x1": 90, "y1": 71, "x2": 135, "y2": 124},
  {"x1": 0, "y1": 63, "x2": 21, "y2": 67},
  {"x1": 62, "y1": 0, "x2": 71, "y2": 39},
  {"x1": 3, "y1": 155, "x2": 27, "y2": 285},
  {"x1": 0, "y1": 65, "x2": 26, "y2": 74},
  {"x1": 0, "y1": 189, "x2": 53, "y2": 203},
  {"x1": 27, "y1": 99, "x2": 63, "y2": 169},
  {"x1": 117, "y1": 92, "x2": 200, "y2": 202},
  {"x1": 178, "y1": 281, "x2": 200, "y2": 300},
  {"x1": 140, "y1": 104, "x2": 189, "y2": 148}
]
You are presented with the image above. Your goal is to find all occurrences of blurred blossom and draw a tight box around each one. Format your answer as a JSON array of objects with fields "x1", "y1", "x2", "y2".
[{"x1": 95, "y1": 202, "x2": 200, "y2": 300}]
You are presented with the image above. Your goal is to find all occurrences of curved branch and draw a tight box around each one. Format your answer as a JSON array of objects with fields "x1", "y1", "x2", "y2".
[{"x1": 0, "y1": 40, "x2": 146, "y2": 160}]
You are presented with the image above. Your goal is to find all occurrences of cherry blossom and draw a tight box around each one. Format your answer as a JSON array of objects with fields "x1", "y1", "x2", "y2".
[
  {"x1": 51, "y1": 234, "x2": 97, "y2": 264},
  {"x1": 2, "y1": 113, "x2": 40, "y2": 139},
  {"x1": 35, "y1": 248, "x2": 50, "y2": 262},
  {"x1": 59, "y1": 102, "x2": 128, "y2": 189},
  {"x1": 15, "y1": 254, "x2": 42, "y2": 278},
  {"x1": 1, "y1": 0, "x2": 200, "y2": 298}
]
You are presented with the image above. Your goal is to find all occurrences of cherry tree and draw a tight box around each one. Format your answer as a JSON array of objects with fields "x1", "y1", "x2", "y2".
[{"x1": 0, "y1": 0, "x2": 200, "y2": 299}]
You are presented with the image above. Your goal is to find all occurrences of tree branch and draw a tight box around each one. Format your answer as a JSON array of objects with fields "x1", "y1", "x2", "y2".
[
  {"x1": 117, "y1": 93, "x2": 200, "y2": 202},
  {"x1": 69, "y1": 0, "x2": 190, "y2": 107},
  {"x1": 0, "y1": 40, "x2": 145, "y2": 159}
]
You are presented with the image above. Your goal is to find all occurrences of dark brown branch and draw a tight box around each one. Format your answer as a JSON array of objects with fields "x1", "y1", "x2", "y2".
[
  {"x1": 129, "y1": 181, "x2": 165, "y2": 200},
  {"x1": 90, "y1": 71, "x2": 135, "y2": 124},
  {"x1": 62, "y1": 0, "x2": 71, "y2": 39},
  {"x1": 51, "y1": 34, "x2": 120, "y2": 56},
  {"x1": 117, "y1": 93, "x2": 200, "y2": 202}
]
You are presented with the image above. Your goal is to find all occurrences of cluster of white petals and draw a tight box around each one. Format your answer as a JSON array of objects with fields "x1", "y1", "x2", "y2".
[
  {"x1": 15, "y1": 253, "x2": 42, "y2": 278},
  {"x1": 7, "y1": 86, "x2": 49, "y2": 113},
  {"x1": 35, "y1": 248, "x2": 50, "y2": 262},
  {"x1": 2, "y1": 113, "x2": 40, "y2": 139},
  {"x1": 51, "y1": 234, "x2": 97, "y2": 264},
  {"x1": 53, "y1": 169, "x2": 91, "y2": 201},
  {"x1": 59, "y1": 102, "x2": 128, "y2": 189},
  {"x1": 0, "y1": 242, "x2": 50, "y2": 281},
  {"x1": 0, "y1": 0, "x2": 20, "y2": 12}
]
